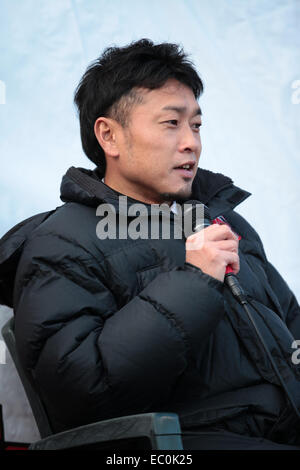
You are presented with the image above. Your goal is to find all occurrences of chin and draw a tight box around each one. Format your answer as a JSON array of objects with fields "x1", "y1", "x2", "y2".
[{"x1": 160, "y1": 186, "x2": 193, "y2": 203}]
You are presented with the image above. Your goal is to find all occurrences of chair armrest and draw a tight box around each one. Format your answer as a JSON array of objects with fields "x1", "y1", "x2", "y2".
[{"x1": 29, "y1": 412, "x2": 183, "y2": 450}]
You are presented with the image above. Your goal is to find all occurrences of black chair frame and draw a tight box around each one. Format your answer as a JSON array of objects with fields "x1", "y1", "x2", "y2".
[{"x1": 2, "y1": 316, "x2": 183, "y2": 451}]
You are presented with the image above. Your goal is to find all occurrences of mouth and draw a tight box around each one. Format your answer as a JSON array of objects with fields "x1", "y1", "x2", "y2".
[{"x1": 173, "y1": 161, "x2": 196, "y2": 178}]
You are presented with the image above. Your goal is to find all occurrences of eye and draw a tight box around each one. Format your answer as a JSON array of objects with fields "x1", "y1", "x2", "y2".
[
  {"x1": 192, "y1": 123, "x2": 202, "y2": 131},
  {"x1": 166, "y1": 120, "x2": 178, "y2": 126}
]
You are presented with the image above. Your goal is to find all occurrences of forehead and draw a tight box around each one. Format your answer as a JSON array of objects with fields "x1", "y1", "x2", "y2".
[{"x1": 135, "y1": 79, "x2": 200, "y2": 115}]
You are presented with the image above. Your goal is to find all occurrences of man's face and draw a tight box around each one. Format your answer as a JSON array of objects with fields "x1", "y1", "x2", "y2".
[{"x1": 108, "y1": 78, "x2": 202, "y2": 204}]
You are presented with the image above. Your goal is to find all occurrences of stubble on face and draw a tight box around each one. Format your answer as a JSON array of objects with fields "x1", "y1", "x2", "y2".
[
  {"x1": 107, "y1": 81, "x2": 200, "y2": 205},
  {"x1": 123, "y1": 128, "x2": 195, "y2": 204},
  {"x1": 159, "y1": 182, "x2": 194, "y2": 204},
  {"x1": 120, "y1": 122, "x2": 196, "y2": 205}
]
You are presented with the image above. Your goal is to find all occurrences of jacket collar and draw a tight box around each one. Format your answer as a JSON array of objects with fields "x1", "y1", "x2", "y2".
[{"x1": 60, "y1": 166, "x2": 251, "y2": 218}]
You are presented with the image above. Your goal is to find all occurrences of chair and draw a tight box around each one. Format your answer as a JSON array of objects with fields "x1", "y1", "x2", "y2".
[{"x1": 1, "y1": 316, "x2": 183, "y2": 450}]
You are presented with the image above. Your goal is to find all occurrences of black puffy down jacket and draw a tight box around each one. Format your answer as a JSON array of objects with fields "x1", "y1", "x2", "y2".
[{"x1": 1, "y1": 166, "x2": 300, "y2": 444}]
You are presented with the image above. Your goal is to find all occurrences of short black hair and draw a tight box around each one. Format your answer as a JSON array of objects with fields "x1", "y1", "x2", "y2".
[{"x1": 74, "y1": 38, "x2": 204, "y2": 170}]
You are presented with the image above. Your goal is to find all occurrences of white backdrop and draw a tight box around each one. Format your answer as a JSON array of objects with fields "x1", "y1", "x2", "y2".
[{"x1": 0, "y1": 0, "x2": 299, "y2": 443}]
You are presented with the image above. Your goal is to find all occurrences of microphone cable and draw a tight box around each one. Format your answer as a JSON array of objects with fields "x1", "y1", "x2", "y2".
[
  {"x1": 224, "y1": 272, "x2": 300, "y2": 422},
  {"x1": 183, "y1": 200, "x2": 300, "y2": 422}
]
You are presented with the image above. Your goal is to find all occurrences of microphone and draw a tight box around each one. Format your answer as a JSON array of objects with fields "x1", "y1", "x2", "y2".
[
  {"x1": 183, "y1": 200, "x2": 246, "y2": 304},
  {"x1": 182, "y1": 200, "x2": 211, "y2": 237}
]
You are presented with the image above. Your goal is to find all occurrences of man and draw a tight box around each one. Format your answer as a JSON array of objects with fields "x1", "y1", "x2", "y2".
[{"x1": 1, "y1": 39, "x2": 300, "y2": 450}]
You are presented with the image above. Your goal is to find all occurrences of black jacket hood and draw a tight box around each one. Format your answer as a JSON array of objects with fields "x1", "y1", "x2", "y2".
[{"x1": 0, "y1": 166, "x2": 250, "y2": 308}]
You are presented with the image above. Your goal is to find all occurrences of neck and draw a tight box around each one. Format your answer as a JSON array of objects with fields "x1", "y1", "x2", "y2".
[{"x1": 102, "y1": 175, "x2": 173, "y2": 206}]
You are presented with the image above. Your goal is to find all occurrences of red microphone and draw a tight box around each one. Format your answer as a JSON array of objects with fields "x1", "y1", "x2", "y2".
[
  {"x1": 212, "y1": 215, "x2": 241, "y2": 276},
  {"x1": 211, "y1": 215, "x2": 246, "y2": 302},
  {"x1": 183, "y1": 200, "x2": 246, "y2": 303}
]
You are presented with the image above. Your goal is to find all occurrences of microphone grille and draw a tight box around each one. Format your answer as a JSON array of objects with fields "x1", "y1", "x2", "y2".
[
  {"x1": 183, "y1": 200, "x2": 211, "y2": 219},
  {"x1": 182, "y1": 200, "x2": 211, "y2": 236}
]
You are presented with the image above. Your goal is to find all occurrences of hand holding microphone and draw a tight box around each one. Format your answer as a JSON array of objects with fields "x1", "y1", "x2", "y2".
[
  {"x1": 184, "y1": 203, "x2": 240, "y2": 283},
  {"x1": 183, "y1": 200, "x2": 246, "y2": 302}
]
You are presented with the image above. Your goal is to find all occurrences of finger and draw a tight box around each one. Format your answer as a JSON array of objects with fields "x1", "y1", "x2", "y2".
[
  {"x1": 196, "y1": 224, "x2": 238, "y2": 242},
  {"x1": 214, "y1": 239, "x2": 239, "y2": 253},
  {"x1": 219, "y1": 251, "x2": 240, "y2": 274}
]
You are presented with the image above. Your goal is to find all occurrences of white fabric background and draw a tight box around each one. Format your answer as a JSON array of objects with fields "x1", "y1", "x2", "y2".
[{"x1": 0, "y1": 0, "x2": 299, "y2": 443}]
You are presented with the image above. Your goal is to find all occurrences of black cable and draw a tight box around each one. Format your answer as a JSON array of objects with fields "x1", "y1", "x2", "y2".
[
  {"x1": 183, "y1": 200, "x2": 300, "y2": 421},
  {"x1": 225, "y1": 273, "x2": 300, "y2": 421}
]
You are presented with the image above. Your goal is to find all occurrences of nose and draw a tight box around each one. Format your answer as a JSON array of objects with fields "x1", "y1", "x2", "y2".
[{"x1": 178, "y1": 123, "x2": 202, "y2": 155}]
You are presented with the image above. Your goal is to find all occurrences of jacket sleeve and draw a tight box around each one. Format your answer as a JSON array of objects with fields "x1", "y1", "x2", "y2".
[
  {"x1": 227, "y1": 209, "x2": 300, "y2": 338},
  {"x1": 14, "y1": 231, "x2": 224, "y2": 430},
  {"x1": 250, "y1": 218, "x2": 300, "y2": 336},
  {"x1": 265, "y1": 260, "x2": 300, "y2": 338}
]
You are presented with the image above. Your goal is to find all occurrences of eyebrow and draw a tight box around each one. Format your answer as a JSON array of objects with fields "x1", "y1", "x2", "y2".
[{"x1": 160, "y1": 105, "x2": 202, "y2": 117}]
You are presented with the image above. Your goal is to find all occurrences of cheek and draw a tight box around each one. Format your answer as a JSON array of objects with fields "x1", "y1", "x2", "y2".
[{"x1": 128, "y1": 129, "x2": 175, "y2": 174}]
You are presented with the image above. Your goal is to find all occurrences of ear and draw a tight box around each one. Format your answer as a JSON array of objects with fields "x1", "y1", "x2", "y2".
[{"x1": 94, "y1": 117, "x2": 119, "y2": 158}]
